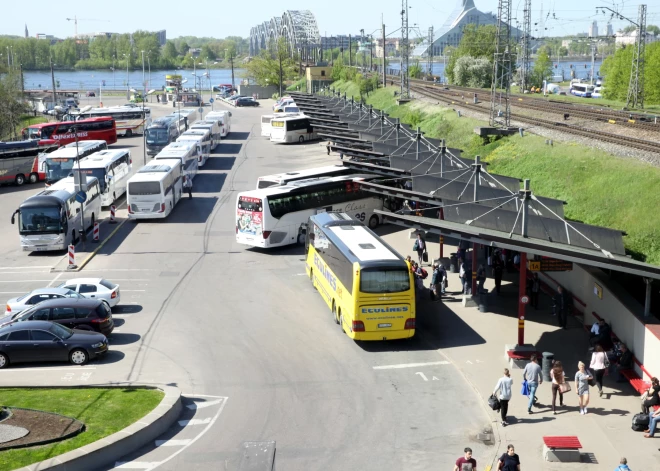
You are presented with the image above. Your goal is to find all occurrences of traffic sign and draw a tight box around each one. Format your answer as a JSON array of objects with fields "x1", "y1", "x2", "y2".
[
  {"x1": 75, "y1": 191, "x2": 87, "y2": 203},
  {"x1": 521, "y1": 295, "x2": 529, "y2": 305},
  {"x1": 209, "y1": 98, "x2": 214, "y2": 103},
  {"x1": 198, "y1": 107, "x2": 204, "y2": 113},
  {"x1": 528, "y1": 261, "x2": 541, "y2": 271}
]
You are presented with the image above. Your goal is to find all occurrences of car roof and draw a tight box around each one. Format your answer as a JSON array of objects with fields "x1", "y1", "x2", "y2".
[
  {"x1": 28, "y1": 287, "x2": 74, "y2": 295},
  {"x1": 23, "y1": 297, "x2": 102, "y2": 308},
  {"x1": 62, "y1": 278, "x2": 103, "y2": 284},
  {"x1": 0, "y1": 320, "x2": 55, "y2": 332}
]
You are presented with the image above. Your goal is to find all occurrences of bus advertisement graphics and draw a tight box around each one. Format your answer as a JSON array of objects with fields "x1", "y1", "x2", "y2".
[{"x1": 237, "y1": 209, "x2": 262, "y2": 236}]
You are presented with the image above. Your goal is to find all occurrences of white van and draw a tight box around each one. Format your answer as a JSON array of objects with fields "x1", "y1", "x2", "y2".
[{"x1": 205, "y1": 111, "x2": 232, "y2": 138}]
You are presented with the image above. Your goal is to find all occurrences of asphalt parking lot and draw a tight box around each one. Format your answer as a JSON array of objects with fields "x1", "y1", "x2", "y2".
[{"x1": 1, "y1": 96, "x2": 490, "y2": 470}]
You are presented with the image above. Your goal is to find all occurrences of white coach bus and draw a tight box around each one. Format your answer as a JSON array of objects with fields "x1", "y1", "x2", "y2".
[
  {"x1": 78, "y1": 149, "x2": 132, "y2": 206},
  {"x1": 270, "y1": 115, "x2": 317, "y2": 144},
  {"x1": 155, "y1": 141, "x2": 199, "y2": 183},
  {"x1": 256, "y1": 165, "x2": 354, "y2": 189},
  {"x1": 127, "y1": 159, "x2": 184, "y2": 220}
]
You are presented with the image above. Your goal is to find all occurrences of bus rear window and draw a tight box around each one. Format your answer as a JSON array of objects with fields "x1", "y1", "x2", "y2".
[
  {"x1": 238, "y1": 197, "x2": 262, "y2": 211},
  {"x1": 129, "y1": 182, "x2": 161, "y2": 195},
  {"x1": 257, "y1": 180, "x2": 276, "y2": 189},
  {"x1": 360, "y1": 269, "x2": 410, "y2": 293}
]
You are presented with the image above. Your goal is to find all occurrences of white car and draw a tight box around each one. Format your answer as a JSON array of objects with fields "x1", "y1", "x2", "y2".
[
  {"x1": 5, "y1": 287, "x2": 83, "y2": 316},
  {"x1": 57, "y1": 278, "x2": 121, "y2": 308}
]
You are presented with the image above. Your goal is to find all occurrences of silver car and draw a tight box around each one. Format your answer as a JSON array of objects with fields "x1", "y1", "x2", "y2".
[{"x1": 5, "y1": 287, "x2": 83, "y2": 316}]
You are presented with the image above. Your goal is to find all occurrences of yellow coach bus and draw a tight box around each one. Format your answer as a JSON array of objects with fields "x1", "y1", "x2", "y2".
[{"x1": 305, "y1": 212, "x2": 416, "y2": 341}]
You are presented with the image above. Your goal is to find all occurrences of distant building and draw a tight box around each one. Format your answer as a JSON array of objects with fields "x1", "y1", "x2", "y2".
[
  {"x1": 190, "y1": 48, "x2": 201, "y2": 58},
  {"x1": 24, "y1": 24, "x2": 28, "y2": 38},
  {"x1": 589, "y1": 21, "x2": 598, "y2": 38},
  {"x1": 155, "y1": 30, "x2": 166, "y2": 46},
  {"x1": 576, "y1": 32, "x2": 588, "y2": 38},
  {"x1": 561, "y1": 39, "x2": 573, "y2": 48},
  {"x1": 606, "y1": 23, "x2": 614, "y2": 37},
  {"x1": 616, "y1": 29, "x2": 658, "y2": 46},
  {"x1": 375, "y1": 38, "x2": 400, "y2": 58},
  {"x1": 77, "y1": 32, "x2": 115, "y2": 41},
  {"x1": 414, "y1": 0, "x2": 523, "y2": 57}
]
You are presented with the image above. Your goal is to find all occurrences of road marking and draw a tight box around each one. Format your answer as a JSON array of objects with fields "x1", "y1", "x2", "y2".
[
  {"x1": 0, "y1": 271, "x2": 52, "y2": 274},
  {"x1": 47, "y1": 272, "x2": 63, "y2": 288},
  {"x1": 121, "y1": 290, "x2": 146, "y2": 292},
  {"x1": 178, "y1": 418, "x2": 212, "y2": 426},
  {"x1": 181, "y1": 393, "x2": 226, "y2": 398},
  {"x1": 155, "y1": 439, "x2": 192, "y2": 447},
  {"x1": 373, "y1": 361, "x2": 450, "y2": 370},
  {"x1": 114, "y1": 462, "x2": 160, "y2": 469},
  {"x1": 0, "y1": 292, "x2": 26, "y2": 294},
  {"x1": 0, "y1": 266, "x2": 52, "y2": 270},
  {"x1": 416, "y1": 372, "x2": 429, "y2": 381},
  {"x1": 3, "y1": 366, "x2": 96, "y2": 372},
  {"x1": 0, "y1": 280, "x2": 64, "y2": 283},
  {"x1": 186, "y1": 398, "x2": 224, "y2": 410}
]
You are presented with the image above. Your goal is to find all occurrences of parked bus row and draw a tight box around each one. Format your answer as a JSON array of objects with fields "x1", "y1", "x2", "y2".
[{"x1": 261, "y1": 96, "x2": 316, "y2": 144}]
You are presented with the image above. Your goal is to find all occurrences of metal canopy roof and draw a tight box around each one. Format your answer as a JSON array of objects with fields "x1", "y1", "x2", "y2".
[{"x1": 376, "y1": 211, "x2": 658, "y2": 279}]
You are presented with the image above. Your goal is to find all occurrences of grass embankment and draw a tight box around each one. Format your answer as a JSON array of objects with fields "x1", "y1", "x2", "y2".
[
  {"x1": 331, "y1": 80, "x2": 660, "y2": 264},
  {"x1": 0, "y1": 387, "x2": 164, "y2": 471}
]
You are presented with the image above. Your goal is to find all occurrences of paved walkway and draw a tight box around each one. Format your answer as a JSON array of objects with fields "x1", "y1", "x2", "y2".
[{"x1": 381, "y1": 228, "x2": 660, "y2": 470}]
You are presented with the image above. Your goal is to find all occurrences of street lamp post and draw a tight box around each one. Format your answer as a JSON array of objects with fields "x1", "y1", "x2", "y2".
[
  {"x1": 123, "y1": 53, "x2": 129, "y2": 100},
  {"x1": 112, "y1": 55, "x2": 116, "y2": 90}
]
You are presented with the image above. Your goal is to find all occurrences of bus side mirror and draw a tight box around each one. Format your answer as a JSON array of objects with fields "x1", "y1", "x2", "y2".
[
  {"x1": 11, "y1": 210, "x2": 18, "y2": 225},
  {"x1": 76, "y1": 208, "x2": 81, "y2": 214}
]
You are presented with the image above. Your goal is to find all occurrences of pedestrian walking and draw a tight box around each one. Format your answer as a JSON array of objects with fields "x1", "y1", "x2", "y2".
[
  {"x1": 493, "y1": 368, "x2": 513, "y2": 426},
  {"x1": 413, "y1": 233, "x2": 427, "y2": 266},
  {"x1": 439, "y1": 263, "x2": 448, "y2": 294},
  {"x1": 551, "y1": 360, "x2": 568, "y2": 414},
  {"x1": 575, "y1": 361, "x2": 593, "y2": 414},
  {"x1": 555, "y1": 285, "x2": 569, "y2": 329},
  {"x1": 530, "y1": 273, "x2": 540, "y2": 309},
  {"x1": 493, "y1": 254, "x2": 504, "y2": 295},
  {"x1": 590, "y1": 344, "x2": 609, "y2": 397},
  {"x1": 523, "y1": 354, "x2": 542, "y2": 414},
  {"x1": 614, "y1": 457, "x2": 631, "y2": 470},
  {"x1": 476, "y1": 264, "x2": 486, "y2": 294},
  {"x1": 497, "y1": 444, "x2": 521, "y2": 471},
  {"x1": 453, "y1": 447, "x2": 476, "y2": 471},
  {"x1": 463, "y1": 263, "x2": 472, "y2": 295},
  {"x1": 430, "y1": 263, "x2": 440, "y2": 301},
  {"x1": 183, "y1": 176, "x2": 193, "y2": 199}
]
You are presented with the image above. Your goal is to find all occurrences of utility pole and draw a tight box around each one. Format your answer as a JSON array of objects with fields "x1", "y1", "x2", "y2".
[
  {"x1": 590, "y1": 43, "x2": 596, "y2": 85},
  {"x1": 382, "y1": 19, "x2": 386, "y2": 86},
  {"x1": 400, "y1": 0, "x2": 411, "y2": 100},
  {"x1": 230, "y1": 52, "x2": 235, "y2": 89},
  {"x1": 349, "y1": 34, "x2": 352, "y2": 67},
  {"x1": 427, "y1": 26, "x2": 434, "y2": 78},
  {"x1": 50, "y1": 55, "x2": 57, "y2": 109},
  {"x1": 490, "y1": 0, "x2": 513, "y2": 128},
  {"x1": 520, "y1": 0, "x2": 531, "y2": 91}
]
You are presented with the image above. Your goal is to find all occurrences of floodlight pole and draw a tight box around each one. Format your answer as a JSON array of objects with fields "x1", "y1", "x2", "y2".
[
  {"x1": 471, "y1": 156, "x2": 483, "y2": 296},
  {"x1": 517, "y1": 179, "x2": 531, "y2": 346}
]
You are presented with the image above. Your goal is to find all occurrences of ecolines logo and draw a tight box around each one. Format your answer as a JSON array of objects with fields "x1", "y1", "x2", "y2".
[
  {"x1": 361, "y1": 306, "x2": 409, "y2": 314},
  {"x1": 314, "y1": 253, "x2": 337, "y2": 291}
]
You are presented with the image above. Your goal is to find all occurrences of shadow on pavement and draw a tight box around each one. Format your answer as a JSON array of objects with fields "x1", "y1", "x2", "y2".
[
  {"x1": 97, "y1": 350, "x2": 125, "y2": 364},
  {"x1": 227, "y1": 131, "x2": 250, "y2": 140},
  {"x1": 113, "y1": 304, "x2": 143, "y2": 314},
  {"x1": 201, "y1": 157, "x2": 236, "y2": 172},
  {"x1": 113, "y1": 318, "x2": 125, "y2": 327},
  {"x1": 193, "y1": 173, "x2": 227, "y2": 193},
  {"x1": 108, "y1": 333, "x2": 141, "y2": 346},
  {"x1": 246, "y1": 244, "x2": 305, "y2": 257},
  {"x1": 94, "y1": 219, "x2": 138, "y2": 256},
  {"x1": 168, "y1": 196, "x2": 219, "y2": 224},
  {"x1": 215, "y1": 143, "x2": 243, "y2": 154}
]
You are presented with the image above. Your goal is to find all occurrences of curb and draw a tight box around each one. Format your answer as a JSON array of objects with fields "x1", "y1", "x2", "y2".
[
  {"x1": 50, "y1": 218, "x2": 128, "y2": 273},
  {"x1": 14, "y1": 383, "x2": 182, "y2": 471}
]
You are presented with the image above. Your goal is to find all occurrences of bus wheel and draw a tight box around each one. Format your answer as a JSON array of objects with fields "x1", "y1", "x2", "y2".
[
  {"x1": 29, "y1": 173, "x2": 39, "y2": 184},
  {"x1": 91, "y1": 214, "x2": 95, "y2": 230},
  {"x1": 125, "y1": 129, "x2": 133, "y2": 138},
  {"x1": 15, "y1": 174, "x2": 25, "y2": 186},
  {"x1": 368, "y1": 215, "x2": 379, "y2": 229},
  {"x1": 298, "y1": 136, "x2": 304, "y2": 143},
  {"x1": 332, "y1": 301, "x2": 339, "y2": 324},
  {"x1": 339, "y1": 311, "x2": 346, "y2": 333},
  {"x1": 297, "y1": 233, "x2": 305, "y2": 245}
]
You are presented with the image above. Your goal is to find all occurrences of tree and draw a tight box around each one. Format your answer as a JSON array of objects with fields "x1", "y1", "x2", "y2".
[
  {"x1": 601, "y1": 42, "x2": 660, "y2": 104},
  {"x1": 0, "y1": 72, "x2": 29, "y2": 139},
  {"x1": 224, "y1": 40, "x2": 237, "y2": 61},
  {"x1": 200, "y1": 44, "x2": 216, "y2": 61},
  {"x1": 179, "y1": 41, "x2": 190, "y2": 55},
  {"x1": 530, "y1": 50, "x2": 553, "y2": 87},
  {"x1": 162, "y1": 41, "x2": 178, "y2": 61},
  {"x1": 647, "y1": 25, "x2": 660, "y2": 37},
  {"x1": 622, "y1": 25, "x2": 636, "y2": 34},
  {"x1": 408, "y1": 60, "x2": 422, "y2": 79},
  {"x1": 244, "y1": 37, "x2": 296, "y2": 92},
  {"x1": 558, "y1": 47, "x2": 568, "y2": 56},
  {"x1": 453, "y1": 56, "x2": 492, "y2": 88},
  {"x1": 445, "y1": 25, "x2": 497, "y2": 84}
]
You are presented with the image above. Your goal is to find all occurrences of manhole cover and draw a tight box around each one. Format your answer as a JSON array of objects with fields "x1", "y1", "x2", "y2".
[{"x1": 159, "y1": 271, "x2": 180, "y2": 277}]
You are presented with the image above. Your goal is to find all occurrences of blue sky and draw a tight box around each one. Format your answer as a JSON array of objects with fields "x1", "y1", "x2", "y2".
[{"x1": 4, "y1": 0, "x2": 660, "y2": 40}]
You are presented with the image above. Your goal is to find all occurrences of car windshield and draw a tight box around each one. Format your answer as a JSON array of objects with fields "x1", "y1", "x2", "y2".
[
  {"x1": 18, "y1": 206, "x2": 63, "y2": 234},
  {"x1": 49, "y1": 322, "x2": 73, "y2": 339}
]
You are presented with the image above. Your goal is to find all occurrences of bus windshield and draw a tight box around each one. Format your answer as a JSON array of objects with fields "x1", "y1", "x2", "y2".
[
  {"x1": 24, "y1": 125, "x2": 55, "y2": 140},
  {"x1": 129, "y1": 181, "x2": 161, "y2": 195},
  {"x1": 19, "y1": 206, "x2": 63, "y2": 234},
  {"x1": 45, "y1": 158, "x2": 75, "y2": 183},
  {"x1": 80, "y1": 168, "x2": 108, "y2": 193},
  {"x1": 146, "y1": 128, "x2": 170, "y2": 144},
  {"x1": 360, "y1": 268, "x2": 411, "y2": 293}
]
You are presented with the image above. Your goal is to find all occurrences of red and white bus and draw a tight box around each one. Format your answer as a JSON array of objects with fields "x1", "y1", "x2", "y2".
[
  {"x1": 0, "y1": 141, "x2": 59, "y2": 186},
  {"x1": 21, "y1": 117, "x2": 118, "y2": 146}
]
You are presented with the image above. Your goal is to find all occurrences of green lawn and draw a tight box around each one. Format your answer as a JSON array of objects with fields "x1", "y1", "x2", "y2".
[
  {"x1": 329, "y1": 80, "x2": 660, "y2": 265},
  {"x1": 0, "y1": 387, "x2": 164, "y2": 471}
]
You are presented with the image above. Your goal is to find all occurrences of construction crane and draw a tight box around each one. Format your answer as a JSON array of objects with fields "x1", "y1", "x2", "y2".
[{"x1": 65, "y1": 16, "x2": 110, "y2": 37}]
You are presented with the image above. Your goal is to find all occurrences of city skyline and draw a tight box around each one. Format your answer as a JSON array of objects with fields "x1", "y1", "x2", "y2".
[{"x1": 2, "y1": 0, "x2": 659, "y2": 42}]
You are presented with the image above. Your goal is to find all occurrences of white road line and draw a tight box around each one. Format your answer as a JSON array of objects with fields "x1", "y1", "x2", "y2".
[
  {"x1": 372, "y1": 361, "x2": 450, "y2": 370},
  {"x1": 83, "y1": 269, "x2": 156, "y2": 272},
  {"x1": 0, "y1": 266, "x2": 52, "y2": 269},
  {"x1": 145, "y1": 397, "x2": 228, "y2": 470},
  {"x1": 178, "y1": 418, "x2": 212, "y2": 426},
  {"x1": 186, "y1": 398, "x2": 224, "y2": 410},
  {"x1": 0, "y1": 280, "x2": 63, "y2": 283},
  {"x1": 3, "y1": 367, "x2": 97, "y2": 372},
  {"x1": 181, "y1": 393, "x2": 227, "y2": 398},
  {"x1": 47, "y1": 272, "x2": 63, "y2": 288},
  {"x1": 0, "y1": 271, "x2": 52, "y2": 274},
  {"x1": 0, "y1": 292, "x2": 26, "y2": 294},
  {"x1": 114, "y1": 462, "x2": 160, "y2": 469},
  {"x1": 121, "y1": 290, "x2": 146, "y2": 292},
  {"x1": 155, "y1": 439, "x2": 192, "y2": 447}
]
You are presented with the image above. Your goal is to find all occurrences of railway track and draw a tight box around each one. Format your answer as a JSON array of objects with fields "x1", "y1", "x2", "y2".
[{"x1": 406, "y1": 83, "x2": 660, "y2": 155}]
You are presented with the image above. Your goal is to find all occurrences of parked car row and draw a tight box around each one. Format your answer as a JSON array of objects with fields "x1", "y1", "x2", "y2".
[
  {"x1": 0, "y1": 277, "x2": 121, "y2": 368},
  {"x1": 217, "y1": 92, "x2": 260, "y2": 108}
]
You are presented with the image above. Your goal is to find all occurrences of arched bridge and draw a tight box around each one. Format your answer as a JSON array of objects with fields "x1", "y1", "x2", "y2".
[{"x1": 250, "y1": 10, "x2": 321, "y2": 62}]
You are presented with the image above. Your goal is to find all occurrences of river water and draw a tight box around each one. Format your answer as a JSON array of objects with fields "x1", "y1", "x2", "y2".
[{"x1": 22, "y1": 68, "x2": 246, "y2": 91}]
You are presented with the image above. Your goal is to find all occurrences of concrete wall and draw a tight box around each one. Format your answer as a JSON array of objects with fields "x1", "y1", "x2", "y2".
[
  {"x1": 238, "y1": 85, "x2": 278, "y2": 99},
  {"x1": 542, "y1": 263, "x2": 659, "y2": 381}
]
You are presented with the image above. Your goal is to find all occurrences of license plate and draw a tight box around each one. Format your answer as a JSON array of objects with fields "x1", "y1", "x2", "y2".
[
  {"x1": 33, "y1": 247, "x2": 50, "y2": 251},
  {"x1": 378, "y1": 323, "x2": 392, "y2": 328}
]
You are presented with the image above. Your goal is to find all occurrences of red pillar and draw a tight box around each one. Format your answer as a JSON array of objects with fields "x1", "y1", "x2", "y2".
[
  {"x1": 518, "y1": 252, "x2": 528, "y2": 346},
  {"x1": 471, "y1": 242, "x2": 478, "y2": 295},
  {"x1": 438, "y1": 208, "x2": 445, "y2": 259}
]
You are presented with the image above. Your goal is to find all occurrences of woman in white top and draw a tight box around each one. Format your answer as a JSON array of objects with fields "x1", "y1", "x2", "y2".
[
  {"x1": 589, "y1": 344, "x2": 608, "y2": 397},
  {"x1": 493, "y1": 368, "x2": 514, "y2": 426},
  {"x1": 550, "y1": 360, "x2": 567, "y2": 414}
]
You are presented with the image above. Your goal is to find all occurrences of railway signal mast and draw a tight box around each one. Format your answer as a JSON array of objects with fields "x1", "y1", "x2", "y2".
[
  {"x1": 399, "y1": 0, "x2": 411, "y2": 101},
  {"x1": 490, "y1": 0, "x2": 513, "y2": 128},
  {"x1": 519, "y1": 0, "x2": 532, "y2": 92},
  {"x1": 599, "y1": 4, "x2": 647, "y2": 109}
]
